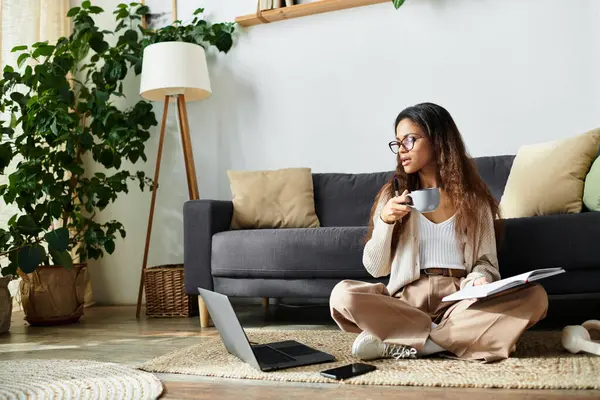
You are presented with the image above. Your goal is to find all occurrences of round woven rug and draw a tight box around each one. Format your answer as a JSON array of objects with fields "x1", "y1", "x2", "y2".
[
  {"x1": 139, "y1": 329, "x2": 600, "y2": 389},
  {"x1": 0, "y1": 359, "x2": 163, "y2": 400}
]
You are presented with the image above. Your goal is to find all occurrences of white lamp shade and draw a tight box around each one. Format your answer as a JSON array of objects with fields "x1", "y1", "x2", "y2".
[{"x1": 140, "y1": 42, "x2": 212, "y2": 102}]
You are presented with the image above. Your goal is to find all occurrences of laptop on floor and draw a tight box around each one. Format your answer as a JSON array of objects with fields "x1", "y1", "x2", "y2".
[{"x1": 198, "y1": 288, "x2": 335, "y2": 372}]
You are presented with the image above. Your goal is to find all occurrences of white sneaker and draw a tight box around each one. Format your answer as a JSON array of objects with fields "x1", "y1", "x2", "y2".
[{"x1": 352, "y1": 331, "x2": 417, "y2": 360}]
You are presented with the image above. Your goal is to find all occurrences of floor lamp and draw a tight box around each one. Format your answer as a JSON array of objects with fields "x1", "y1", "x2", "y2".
[{"x1": 135, "y1": 41, "x2": 211, "y2": 328}]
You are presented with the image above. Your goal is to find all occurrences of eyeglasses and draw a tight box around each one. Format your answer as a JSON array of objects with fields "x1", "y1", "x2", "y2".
[{"x1": 388, "y1": 135, "x2": 422, "y2": 154}]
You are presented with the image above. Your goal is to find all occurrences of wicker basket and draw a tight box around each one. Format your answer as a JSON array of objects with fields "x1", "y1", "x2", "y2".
[{"x1": 144, "y1": 264, "x2": 198, "y2": 317}]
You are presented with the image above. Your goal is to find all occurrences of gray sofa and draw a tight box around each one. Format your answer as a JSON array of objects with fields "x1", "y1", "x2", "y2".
[{"x1": 184, "y1": 155, "x2": 600, "y2": 325}]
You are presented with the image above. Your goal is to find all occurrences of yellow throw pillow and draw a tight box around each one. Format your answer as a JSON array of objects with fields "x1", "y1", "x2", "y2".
[
  {"x1": 227, "y1": 167, "x2": 320, "y2": 229},
  {"x1": 500, "y1": 128, "x2": 600, "y2": 218}
]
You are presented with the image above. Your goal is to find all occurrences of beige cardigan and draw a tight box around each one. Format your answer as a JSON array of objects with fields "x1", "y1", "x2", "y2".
[{"x1": 363, "y1": 193, "x2": 501, "y2": 296}]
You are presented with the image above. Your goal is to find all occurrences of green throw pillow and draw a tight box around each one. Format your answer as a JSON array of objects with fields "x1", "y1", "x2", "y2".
[{"x1": 583, "y1": 154, "x2": 600, "y2": 211}]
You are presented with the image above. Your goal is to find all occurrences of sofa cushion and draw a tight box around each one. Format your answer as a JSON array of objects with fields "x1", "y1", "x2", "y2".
[
  {"x1": 583, "y1": 146, "x2": 600, "y2": 212},
  {"x1": 500, "y1": 129, "x2": 600, "y2": 218},
  {"x1": 227, "y1": 167, "x2": 320, "y2": 229},
  {"x1": 211, "y1": 227, "x2": 373, "y2": 279},
  {"x1": 312, "y1": 172, "x2": 392, "y2": 227},
  {"x1": 472, "y1": 155, "x2": 515, "y2": 202}
]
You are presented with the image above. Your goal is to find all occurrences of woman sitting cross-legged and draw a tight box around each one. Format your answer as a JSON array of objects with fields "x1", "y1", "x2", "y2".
[{"x1": 329, "y1": 102, "x2": 548, "y2": 363}]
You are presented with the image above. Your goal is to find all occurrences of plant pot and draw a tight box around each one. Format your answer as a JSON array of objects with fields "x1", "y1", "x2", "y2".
[
  {"x1": 0, "y1": 276, "x2": 12, "y2": 334},
  {"x1": 19, "y1": 263, "x2": 87, "y2": 326}
]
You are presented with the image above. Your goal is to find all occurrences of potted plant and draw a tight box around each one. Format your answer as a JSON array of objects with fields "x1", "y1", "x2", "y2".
[
  {"x1": 0, "y1": 1, "x2": 235, "y2": 326},
  {"x1": 0, "y1": 2, "x2": 157, "y2": 325}
]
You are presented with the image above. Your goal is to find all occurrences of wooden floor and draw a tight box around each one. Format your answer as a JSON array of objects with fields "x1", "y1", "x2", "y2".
[{"x1": 2, "y1": 303, "x2": 599, "y2": 400}]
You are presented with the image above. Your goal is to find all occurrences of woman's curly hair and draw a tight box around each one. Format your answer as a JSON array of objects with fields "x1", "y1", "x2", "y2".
[{"x1": 365, "y1": 102, "x2": 501, "y2": 258}]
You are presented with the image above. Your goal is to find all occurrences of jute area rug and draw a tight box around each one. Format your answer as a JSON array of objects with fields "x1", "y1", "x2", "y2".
[
  {"x1": 0, "y1": 359, "x2": 163, "y2": 399},
  {"x1": 138, "y1": 329, "x2": 600, "y2": 390}
]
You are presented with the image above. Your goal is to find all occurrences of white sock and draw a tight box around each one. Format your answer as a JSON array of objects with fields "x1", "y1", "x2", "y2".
[
  {"x1": 418, "y1": 337, "x2": 446, "y2": 356},
  {"x1": 431, "y1": 322, "x2": 438, "y2": 329}
]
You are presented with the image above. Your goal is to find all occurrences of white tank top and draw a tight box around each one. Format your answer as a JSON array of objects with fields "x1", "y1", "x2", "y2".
[{"x1": 418, "y1": 211, "x2": 465, "y2": 270}]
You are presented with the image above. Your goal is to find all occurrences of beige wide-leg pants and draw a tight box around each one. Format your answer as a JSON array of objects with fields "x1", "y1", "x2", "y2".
[{"x1": 330, "y1": 274, "x2": 548, "y2": 362}]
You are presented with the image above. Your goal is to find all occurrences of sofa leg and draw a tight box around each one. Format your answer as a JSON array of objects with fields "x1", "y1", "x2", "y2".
[
  {"x1": 262, "y1": 297, "x2": 270, "y2": 318},
  {"x1": 198, "y1": 296, "x2": 210, "y2": 328}
]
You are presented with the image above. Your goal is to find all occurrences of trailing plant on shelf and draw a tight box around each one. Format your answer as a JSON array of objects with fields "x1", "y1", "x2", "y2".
[
  {"x1": 393, "y1": 0, "x2": 405, "y2": 9},
  {"x1": 0, "y1": 1, "x2": 235, "y2": 279}
]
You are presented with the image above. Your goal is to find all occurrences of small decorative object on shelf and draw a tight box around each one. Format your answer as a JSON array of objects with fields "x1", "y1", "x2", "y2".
[{"x1": 238, "y1": 0, "x2": 391, "y2": 27}]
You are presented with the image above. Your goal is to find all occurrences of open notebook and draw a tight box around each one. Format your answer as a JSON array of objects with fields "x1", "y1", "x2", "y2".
[{"x1": 442, "y1": 268, "x2": 565, "y2": 302}]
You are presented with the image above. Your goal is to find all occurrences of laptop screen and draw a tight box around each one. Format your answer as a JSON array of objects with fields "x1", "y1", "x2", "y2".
[{"x1": 198, "y1": 288, "x2": 261, "y2": 370}]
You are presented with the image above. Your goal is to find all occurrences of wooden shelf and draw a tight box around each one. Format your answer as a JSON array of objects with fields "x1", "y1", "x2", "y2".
[{"x1": 236, "y1": 0, "x2": 390, "y2": 27}]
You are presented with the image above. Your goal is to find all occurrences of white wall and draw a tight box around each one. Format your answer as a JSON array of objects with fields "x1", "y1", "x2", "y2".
[{"x1": 78, "y1": 0, "x2": 600, "y2": 304}]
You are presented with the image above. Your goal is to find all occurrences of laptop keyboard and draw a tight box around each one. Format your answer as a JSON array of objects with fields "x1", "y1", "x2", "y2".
[
  {"x1": 253, "y1": 346, "x2": 295, "y2": 365},
  {"x1": 277, "y1": 344, "x2": 318, "y2": 357}
]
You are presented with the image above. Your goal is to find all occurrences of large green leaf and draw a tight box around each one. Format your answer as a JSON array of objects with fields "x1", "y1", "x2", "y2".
[
  {"x1": 100, "y1": 149, "x2": 114, "y2": 167},
  {"x1": 215, "y1": 32, "x2": 233, "y2": 53},
  {"x1": 0, "y1": 229, "x2": 11, "y2": 250},
  {"x1": 33, "y1": 204, "x2": 47, "y2": 222},
  {"x1": 18, "y1": 245, "x2": 45, "y2": 273},
  {"x1": 9, "y1": 114, "x2": 18, "y2": 129},
  {"x1": 89, "y1": 33, "x2": 109, "y2": 54},
  {"x1": 7, "y1": 214, "x2": 17, "y2": 227},
  {"x1": 1, "y1": 264, "x2": 18, "y2": 278},
  {"x1": 136, "y1": 5, "x2": 149, "y2": 15},
  {"x1": 16, "y1": 215, "x2": 41, "y2": 235},
  {"x1": 0, "y1": 143, "x2": 13, "y2": 173},
  {"x1": 48, "y1": 201, "x2": 62, "y2": 219},
  {"x1": 10, "y1": 92, "x2": 26, "y2": 107},
  {"x1": 123, "y1": 29, "x2": 138, "y2": 44},
  {"x1": 115, "y1": 8, "x2": 129, "y2": 19},
  {"x1": 45, "y1": 228, "x2": 70, "y2": 252},
  {"x1": 67, "y1": 7, "x2": 80, "y2": 17},
  {"x1": 17, "y1": 53, "x2": 30, "y2": 68},
  {"x1": 11, "y1": 45, "x2": 27, "y2": 52},
  {"x1": 49, "y1": 248, "x2": 73, "y2": 269},
  {"x1": 32, "y1": 45, "x2": 55, "y2": 58},
  {"x1": 105, "y1": 239, "x2": 115, "y2": 254}
]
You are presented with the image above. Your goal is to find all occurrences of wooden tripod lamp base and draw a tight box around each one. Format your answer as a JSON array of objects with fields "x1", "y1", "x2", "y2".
[
  {"x1": 136, "y1": 42, "x2": 213, "y2": 327},
  {"x1": 135, "y1": 94, "x2": 210, "y2": 327}
]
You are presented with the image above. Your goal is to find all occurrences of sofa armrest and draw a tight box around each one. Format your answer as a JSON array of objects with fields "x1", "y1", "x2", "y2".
[
  {"x1": 496, "y1": 211, "x2": 600, "y2": 277},
  {"x1": 183, "y1": 199, "x2": 233, "y2": 294}
]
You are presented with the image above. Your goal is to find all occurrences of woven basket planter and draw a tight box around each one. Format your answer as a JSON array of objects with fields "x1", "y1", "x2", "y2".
[
  {"x1": 144, "y1": 264, "x2": 198, "y2": 317},
  {"x1": 19, "y1": 264, "x2": 87, "y2": 326},
  {"x1": 0, "y1": 276, "x2": 12, "y2": 334}
]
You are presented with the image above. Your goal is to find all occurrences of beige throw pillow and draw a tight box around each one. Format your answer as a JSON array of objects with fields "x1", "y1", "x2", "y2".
[
  {"x1": 500, "y1": 129, "x2": 600, "y2": 218},
  {"x1": 227, "y1": 167, "x2": 320, "y2": 229}
]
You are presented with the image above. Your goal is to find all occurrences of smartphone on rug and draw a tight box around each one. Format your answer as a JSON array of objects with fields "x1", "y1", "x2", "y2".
[{"x1": 320, "y1": 363, "x2": 376, "y2": 380}]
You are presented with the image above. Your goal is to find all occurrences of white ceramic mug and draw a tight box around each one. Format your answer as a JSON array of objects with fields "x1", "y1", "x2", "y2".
[{"x1": 406, "y1": 188, "x2": 440, "y2": 213}]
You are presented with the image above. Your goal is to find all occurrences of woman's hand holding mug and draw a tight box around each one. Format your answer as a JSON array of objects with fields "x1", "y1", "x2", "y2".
[{"x1": 380, "y1": 190, "x2": 412, "y2": 224}]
